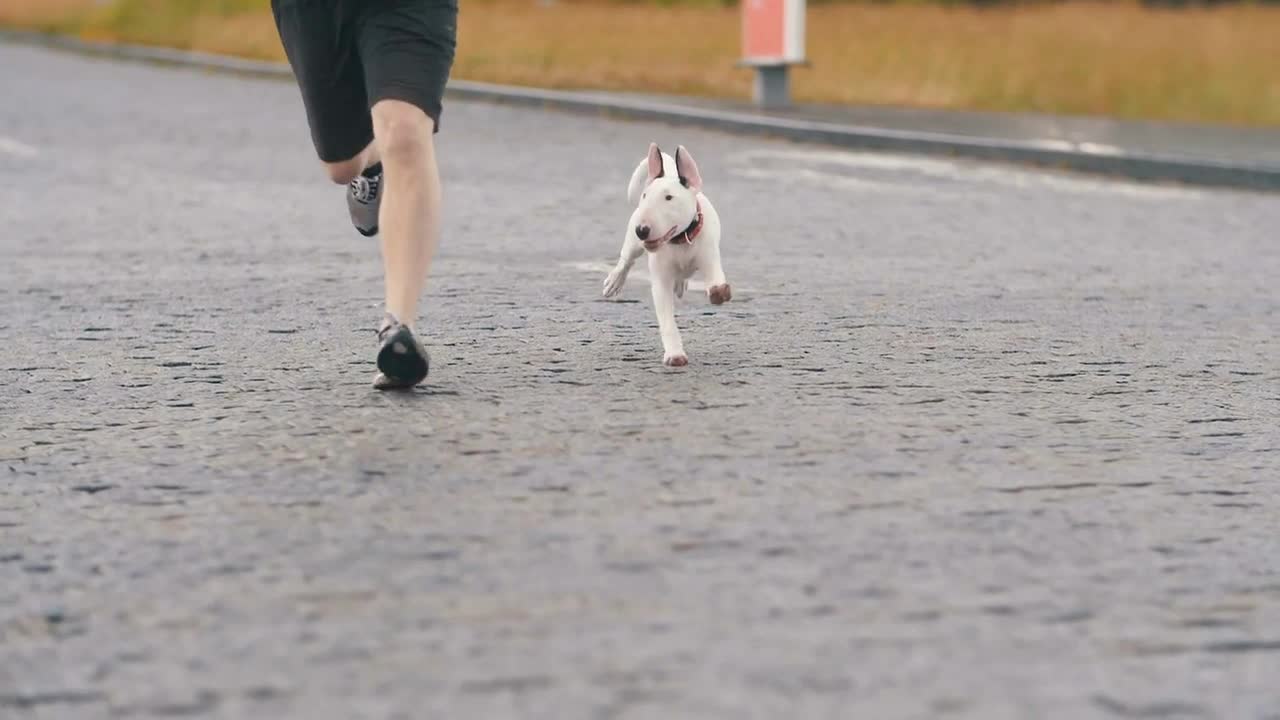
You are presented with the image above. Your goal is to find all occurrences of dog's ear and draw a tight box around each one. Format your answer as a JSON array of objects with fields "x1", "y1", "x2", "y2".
[
  {"x1": 675, "y1": 145, "x2": 702, "y2": 191},
  {"x1": 646, "y1": 142, "x2": 665, "y2": 182}
]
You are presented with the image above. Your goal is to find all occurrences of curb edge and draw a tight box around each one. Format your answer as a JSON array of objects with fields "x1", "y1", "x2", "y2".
[{"x1": 4, "y1": 28, "x2": 1277, "y2": 193}]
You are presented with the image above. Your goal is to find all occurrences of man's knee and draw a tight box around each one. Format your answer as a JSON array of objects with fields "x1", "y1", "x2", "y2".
[
  {"x1": 372, "y1": 100, "x2": 435, "y2": 165},
  {"x1": 324, "y1": 156, "x2": 366, "y2": 185}
]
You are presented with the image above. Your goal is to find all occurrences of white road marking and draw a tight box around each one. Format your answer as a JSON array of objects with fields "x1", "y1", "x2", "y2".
[
  {"x1": 1030, "y1": 138, "x2": 1123, "y2": 156},
  {"x1": 1078, "y1": 142, "x2": 1124, "y2": 156},
  {"x1": 729, "y1": 147, "x2": 1205, "y2": 201},
  {"x1": 1028, "y1": 138, "x2": 1077, "y2": 152},
  {"x1": 0, "y1": 136, "x2": 39, "y2": 158},
  {"x1": 732, "y1": 165, "x2": 906, "y2": 194}
]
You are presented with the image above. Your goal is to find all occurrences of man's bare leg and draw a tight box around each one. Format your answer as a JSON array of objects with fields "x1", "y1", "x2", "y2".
[
  {"x1": 271, "y1": 0, "x2": 452, "y2": 390},
  {"x1": 322, "y1": 141, "x2": 384, "y2": 238},
  {"x1": 322, "y1": 141, "x2": 380, "y2": 186},
  {"x1": 370, "y1": 99, "x2": 440, "y2": 333}
]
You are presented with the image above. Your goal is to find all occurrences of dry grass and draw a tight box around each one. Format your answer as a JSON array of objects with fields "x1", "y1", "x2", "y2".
[
  {"x1": 4, "y1": 0, "x2": 1278, "y2": 126},
  {"x1": 0, "y1": 0, "x2": 98, "y2": 31}
]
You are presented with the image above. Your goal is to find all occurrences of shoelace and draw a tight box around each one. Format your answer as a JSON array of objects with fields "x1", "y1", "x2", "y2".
[
  {"x1": 350, "y1": 174, "x2": 380, "y2": 204},
  {"x1": 377, "y1": 313, "x2": 401, "y2": 342}
]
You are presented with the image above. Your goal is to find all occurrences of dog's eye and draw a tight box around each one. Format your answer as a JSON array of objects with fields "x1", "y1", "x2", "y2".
[{"x1": 665, "y1": 194, "x2": 673, "y2": 201}]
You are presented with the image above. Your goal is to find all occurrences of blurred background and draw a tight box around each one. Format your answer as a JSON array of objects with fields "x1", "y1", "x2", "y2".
[{"x1": 2, "y1": 0, "x2": 1277, "y2": 127}]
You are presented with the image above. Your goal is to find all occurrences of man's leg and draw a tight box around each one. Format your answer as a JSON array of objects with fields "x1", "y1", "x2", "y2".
[
  {"x1": 272, "y1": 0, "x2": 431, "y2": 388},
  {"x1": 271, "y1": 0, "x2": 376, "y2": 180},
  {"x1": 271, "y1": 2, "x2": 392, "y2": 240},
  {"x1": 322, "y1": 142, "x2": 378, "y2": 186},
  {"x1": 355, "y1": 0, "x2": 458, "y2": 389},
  {"x1": 370, "y1": 100, "x2": 439, "y2": 334},
  {"x1": 328, "y1": 141, "x2": 387, "y2": 239}
]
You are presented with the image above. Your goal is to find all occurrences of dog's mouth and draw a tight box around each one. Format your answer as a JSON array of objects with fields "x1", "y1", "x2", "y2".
[{"x1": 642, "y1": 225, "x2": 680, "y2": 251}]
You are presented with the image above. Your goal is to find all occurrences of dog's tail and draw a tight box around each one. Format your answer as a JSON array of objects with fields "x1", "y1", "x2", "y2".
[{"x1": 626, "y1": 157, "x2": 649, "y2": 206}]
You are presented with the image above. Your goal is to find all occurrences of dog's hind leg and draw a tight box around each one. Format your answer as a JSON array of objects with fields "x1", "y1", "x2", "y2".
[
  {"x1": 674, "y1": 278, "x2": 687, "y2": 299},
  {"x1": 603, "y1": 228, "x2": 644, "y2": 298}
]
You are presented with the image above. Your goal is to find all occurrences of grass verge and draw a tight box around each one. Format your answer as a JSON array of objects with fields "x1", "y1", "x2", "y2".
[{"x1": 3, "y1": 0, "x2": 1278, "y2": 126}]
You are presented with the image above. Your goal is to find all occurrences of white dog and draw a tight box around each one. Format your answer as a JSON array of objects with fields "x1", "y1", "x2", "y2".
[{"x1": 603, "y1": 142, "x2": 731, "y2": 366}]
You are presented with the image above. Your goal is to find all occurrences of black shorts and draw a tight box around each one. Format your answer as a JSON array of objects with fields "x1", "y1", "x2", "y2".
[{"x1": 271, "y1": 0, "x2": 458, "y2": 163}]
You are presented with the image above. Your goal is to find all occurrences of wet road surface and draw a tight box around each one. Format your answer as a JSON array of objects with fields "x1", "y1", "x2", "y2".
[{"x1": 2, "y1": 41, "x2": 1280, "y2": 719}]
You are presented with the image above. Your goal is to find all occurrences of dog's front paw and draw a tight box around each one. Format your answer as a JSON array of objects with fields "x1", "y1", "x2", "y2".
[
  {"x1": 602, "y1": 269, "x2": 627, "y2": 298},
  {"x1": 708, "y1": 283, "x2": 732, "y2": 305},
  {"x1": 663, "y1": 352, "x2": 688, "y2": 367}
]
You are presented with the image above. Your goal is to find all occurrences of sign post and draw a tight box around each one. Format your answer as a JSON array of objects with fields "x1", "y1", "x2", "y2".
[{"x1": 740, "y1": 0, "x2": 806, "y2": 109}]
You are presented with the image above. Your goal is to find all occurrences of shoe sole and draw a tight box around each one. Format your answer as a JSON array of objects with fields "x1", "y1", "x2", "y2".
[
  {"x1": 375, "y1": 326, "x2": 429, "y2": 389},
  {"x1": 356, "y1": 225, "x2": 378, "y2": 237}
]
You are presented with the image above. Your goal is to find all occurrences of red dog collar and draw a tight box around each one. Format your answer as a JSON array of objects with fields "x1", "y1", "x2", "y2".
[{"x1": 670, "y1": 201, "x2": 704, "y2": 245}]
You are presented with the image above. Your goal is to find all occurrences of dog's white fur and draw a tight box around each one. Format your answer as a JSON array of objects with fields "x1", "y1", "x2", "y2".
[{"x1": 603, "y1": 142, "x2": 730, "y2": 366}]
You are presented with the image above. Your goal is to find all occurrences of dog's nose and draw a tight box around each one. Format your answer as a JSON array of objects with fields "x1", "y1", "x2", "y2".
[{"x1": 635, "y1": 224, "x2": 650, "y2": 241}]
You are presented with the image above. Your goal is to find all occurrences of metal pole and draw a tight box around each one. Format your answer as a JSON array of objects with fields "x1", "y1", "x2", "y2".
[{"x1": 753, "y1": 65, "x2": 789, "y2": 110}]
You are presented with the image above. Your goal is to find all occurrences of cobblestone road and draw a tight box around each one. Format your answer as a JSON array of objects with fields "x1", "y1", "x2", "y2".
[{"x1": 2, "y1": 41, "x2": 1279, "y2": 719}]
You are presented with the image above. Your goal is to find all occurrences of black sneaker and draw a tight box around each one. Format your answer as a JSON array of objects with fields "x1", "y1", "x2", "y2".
[
  {"x1": 373, "y1": 312, "x2": 430, "y2": 390},
  {"x1": 348, "y1": 162, "x2": 382, "y2": 237}
]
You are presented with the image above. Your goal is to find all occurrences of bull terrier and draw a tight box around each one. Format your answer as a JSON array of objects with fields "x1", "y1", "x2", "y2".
[{"x1": 603, "y1": 143, "x2": 731, "y2": 366}]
